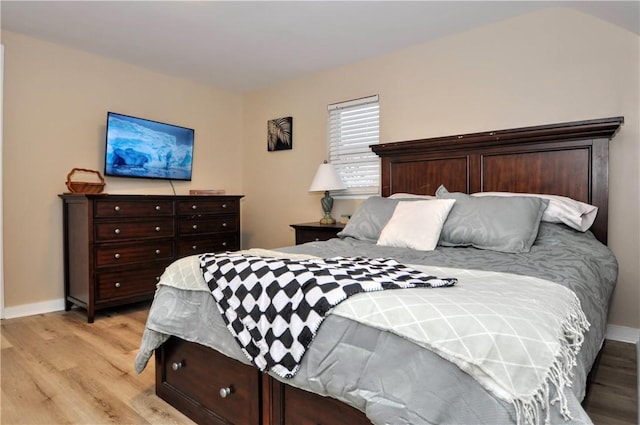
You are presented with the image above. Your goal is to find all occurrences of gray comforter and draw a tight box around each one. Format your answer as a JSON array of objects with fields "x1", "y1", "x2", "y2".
[{"x1": 135, "y1": 223, "x2": 617, "y2": 425}]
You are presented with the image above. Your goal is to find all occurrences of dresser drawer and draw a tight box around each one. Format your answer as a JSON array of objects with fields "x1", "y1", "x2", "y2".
[
  {"x1": 161, "y1": 338, "x2": 260, "y2": 425},
  {"x1": 177, "y1": 234, "x2": 240, "y2": 256},
  {"x1": 95, "y1": 240, "x2": 175, "y2": 267},
  {"x1": 95, "y1": 218, "x2": 175, "y2": 241},
  {"x1": 176, "y1": 199, "x2": 238, "y2": 215},
  {"x1": 94, "y1": 199, "x2": 174, "y2": 218},
  {"x1": 178, "y1": 216, "x2": 238, "y2": 235},
  {"x1": 95, "y1": 264, "x2": 165, "y2": 301}
]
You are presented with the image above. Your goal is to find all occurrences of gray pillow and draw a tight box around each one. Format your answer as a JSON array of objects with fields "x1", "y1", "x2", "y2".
[
  {"x1": 435, "y1": 185, "x2": 548, "y2": 253},
  {"x1": 337, "y1": 196, "x2": 399, "y2": 242}
]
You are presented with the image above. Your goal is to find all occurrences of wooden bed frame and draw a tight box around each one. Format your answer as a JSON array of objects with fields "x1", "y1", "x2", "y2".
[{"x1": 155, "y1": 116, "x2": 623, "y2": 425}]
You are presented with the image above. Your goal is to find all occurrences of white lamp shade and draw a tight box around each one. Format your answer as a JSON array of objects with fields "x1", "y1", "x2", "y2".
[{"x1": 309, "y1": 162, "x2": 346, "y2": 192}]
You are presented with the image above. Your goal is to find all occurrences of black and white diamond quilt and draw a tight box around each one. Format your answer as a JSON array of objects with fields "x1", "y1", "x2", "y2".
[{"x1": 200, "y1": 252, "x2": 457, "y2": 378}]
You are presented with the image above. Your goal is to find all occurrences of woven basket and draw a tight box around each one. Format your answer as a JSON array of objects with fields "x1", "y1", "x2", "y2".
[{"x1": 66, "y1": 168, "x2": 106, "y2": 194}]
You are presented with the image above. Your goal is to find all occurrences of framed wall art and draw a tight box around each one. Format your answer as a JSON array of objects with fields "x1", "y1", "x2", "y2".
[{"x1": 267, "y1": 116, "x2": 293, "y2": 151}]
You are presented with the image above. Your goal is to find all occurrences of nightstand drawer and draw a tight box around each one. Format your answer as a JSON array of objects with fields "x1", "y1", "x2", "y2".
[
  {"x1": 290, "y1": 222, "x2": 345, "y2": 245},
  {"x1": 295, "y1": 228, "x2": 339, "y2": 244}
]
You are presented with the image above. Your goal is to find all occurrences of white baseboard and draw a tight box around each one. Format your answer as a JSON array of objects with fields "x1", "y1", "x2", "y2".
[
  {"x1": 2, "y1": 298, "x2": 65, "y2": 320},
  {"x1": 605, "y1": 324, "x2": 640, "y2": 344}
]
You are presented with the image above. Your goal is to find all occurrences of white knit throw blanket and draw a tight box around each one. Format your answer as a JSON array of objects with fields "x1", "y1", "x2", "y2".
[
  {"x1": 331, "y1": 264, "x2": 590, "y2": 425},
  {"x1": 157, "y1": 251, "x2": 589, "y2": 425}
]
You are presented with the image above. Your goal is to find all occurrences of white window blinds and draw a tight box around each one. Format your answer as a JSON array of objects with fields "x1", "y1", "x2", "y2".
[{"x1": 327, "y1": 95, "x2": 380, "y2": 197}]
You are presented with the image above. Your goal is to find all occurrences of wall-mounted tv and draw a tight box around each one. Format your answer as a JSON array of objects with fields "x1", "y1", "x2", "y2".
[{"x1": 104, "y1": 112, "x2": 194, "y2": 181}]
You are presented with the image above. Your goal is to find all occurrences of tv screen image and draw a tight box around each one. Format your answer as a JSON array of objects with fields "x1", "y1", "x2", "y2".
[{"x1": 105, "y1": 112, "x2": 194, "y2": 181}]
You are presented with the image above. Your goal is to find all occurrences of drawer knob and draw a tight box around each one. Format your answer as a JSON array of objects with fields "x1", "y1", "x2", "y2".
[
  {"x1": 114, "y1": 206, "x2": 120, "y2": 212},
  {"x1": 155, "y1": 205, "x2": 161, "y2": 211},
  {"x1": 155, "y1": 249, "x2": 161, "y2": 255},
  {"x1": 155, "y1": 226, "x2": 161, "y2": 232},
  {"x1": 222, "y1": 242, "x2": 227, "y2": 247},
  {"x1": 315, "y1": 238, "x2": 320, "y2": 241},
  {"x1": 171, "y1": 361, "x2": 184, "y2": 371},
  {"x1": 192, "y1": 245, "x2": 197, "y2": 250},
  {"x1": 156, "y1": 276, "x2": 160, "y2": 282},
  {"x1": 114, "y1": 282, "x2": 121, "y2": 288},
  {"x1": 114, "y1": 228, "x2": 121, "y2": 234},
  {"x1": 219, "y1": 386, "x2": 232, "y2": 398},
  {"x1": 222, "y1": 222, "x2": 227, "y2": 228},
  {"x1": 192, "y1": 224, "x2": 198, "y2": 230},
  {"x1": 222, "y1": 204, "x2": 227, "y2": 209},
  {"x1": 191, "y1": 205, "x2": 197, "y2": 210},
  {"x1": 114, "y1": 253, "x2": 121, "y2": 259}
]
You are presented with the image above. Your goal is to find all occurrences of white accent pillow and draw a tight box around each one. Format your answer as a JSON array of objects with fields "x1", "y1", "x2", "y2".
[
  {"x1": 471, "y1": 192, "x2": 597, "y2": 232},
  {"x1": 377, "y1": 199, "x2": 456, "y2": 251}
]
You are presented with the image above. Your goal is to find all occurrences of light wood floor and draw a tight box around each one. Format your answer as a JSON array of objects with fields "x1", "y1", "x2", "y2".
[
  {"x1": 1, "y1": 303, "x2": 194, "y2": 425},
  {"x1": 1, "y1": 303, "x2": 638, "y2": 424}
]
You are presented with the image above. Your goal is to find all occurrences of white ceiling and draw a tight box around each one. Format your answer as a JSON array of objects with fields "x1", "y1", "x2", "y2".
[{"x1": 2, "y1": 1, "x2": 638, "y2": 92}]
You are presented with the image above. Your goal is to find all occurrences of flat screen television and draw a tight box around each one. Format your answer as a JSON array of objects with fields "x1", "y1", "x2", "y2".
[{"x1": 104, "y1": 112, "x2": 194, "y2": 181}]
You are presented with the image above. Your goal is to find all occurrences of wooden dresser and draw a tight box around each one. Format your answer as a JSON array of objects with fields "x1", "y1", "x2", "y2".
[{"x1": 59, "y1": 194, "x2": 243, "y2": 322}]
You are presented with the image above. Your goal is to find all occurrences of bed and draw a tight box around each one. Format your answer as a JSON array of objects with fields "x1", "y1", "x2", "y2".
[{"x1": 135, "y1": 116, "x2": 624, "y2": 425}]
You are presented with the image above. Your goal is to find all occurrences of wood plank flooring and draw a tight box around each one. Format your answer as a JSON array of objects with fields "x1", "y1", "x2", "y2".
[
  {"x1": 584, "y1": 340, "x2": 638, "y2": 425},
  {"x1": 1, "y1": 303, "x2": 638, "y2": 424},
  {"x1": 1, "y1": 303, "x2": 194, "y2": 425}
]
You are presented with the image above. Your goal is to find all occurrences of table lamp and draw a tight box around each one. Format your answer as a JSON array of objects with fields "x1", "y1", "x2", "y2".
[{"x1": 309, "y1": 161, "x2": 345, "y2": 224}]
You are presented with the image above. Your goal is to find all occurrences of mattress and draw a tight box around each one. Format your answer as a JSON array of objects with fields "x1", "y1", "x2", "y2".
[{"x1": 135, "y1": 223, "x2": 617, "y2": 424}]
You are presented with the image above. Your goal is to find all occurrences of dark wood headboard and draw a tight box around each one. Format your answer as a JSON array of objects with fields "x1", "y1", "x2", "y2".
[{"x1": 372, "y1": 117, "x2": 624, "y2": 245}]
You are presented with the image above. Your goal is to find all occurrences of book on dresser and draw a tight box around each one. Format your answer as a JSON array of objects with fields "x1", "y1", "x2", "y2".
[{"x1": 59, "y1": 194, "x2": 243, "y2": 322}]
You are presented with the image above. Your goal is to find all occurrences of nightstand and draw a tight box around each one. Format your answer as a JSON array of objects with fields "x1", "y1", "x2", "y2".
[{"x1": 290, "y1": 221, "x2": 346, "y2": 245}]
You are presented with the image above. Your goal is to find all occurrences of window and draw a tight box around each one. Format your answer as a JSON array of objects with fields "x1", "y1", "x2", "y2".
[{"x1": 327, "y1": 95, "x2": 380, "y2": 197}]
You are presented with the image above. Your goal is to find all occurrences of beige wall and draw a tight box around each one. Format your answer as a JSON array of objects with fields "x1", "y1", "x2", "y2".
[
  {"x1": 242, "y1": 7, "x2": 640, "y2": 329},
  {"x1": 2, "y1": 7, "x2": 638, "y2": 330},
  {"x1": 1, "y1": 30, "x2": 244, "y2": 308}
]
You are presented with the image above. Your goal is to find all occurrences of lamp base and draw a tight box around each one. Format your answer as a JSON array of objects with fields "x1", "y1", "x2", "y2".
[
  {"x1": 319, "y1": 217, "x2": 336, "y2": 225},
  {"x1": 319, "y1": 190, "x2": 336, "y2": 225}
]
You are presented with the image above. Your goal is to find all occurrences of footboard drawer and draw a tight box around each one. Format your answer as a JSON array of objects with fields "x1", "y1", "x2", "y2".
[
  {"x1": 283, "y1": 384, "x2": 371, "y2": 425},
  {"x1": 156, "y1": 337, "x2": 261, "y2": 425}
]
